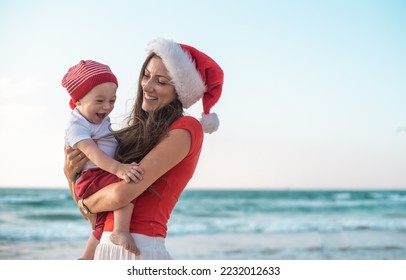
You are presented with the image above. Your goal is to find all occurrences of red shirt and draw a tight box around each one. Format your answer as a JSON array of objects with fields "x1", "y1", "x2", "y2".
[{"x1": 103, "y1": 116, "x2": 204, "y2": 237}]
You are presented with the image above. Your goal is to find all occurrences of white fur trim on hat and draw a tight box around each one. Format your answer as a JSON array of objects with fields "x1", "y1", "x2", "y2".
[
  {"x1": 146, "y1": 38, "x2": 206, "y2": 108},
  {"x1": 200, "y1": 112, "x2": 219, "y2": 134}
]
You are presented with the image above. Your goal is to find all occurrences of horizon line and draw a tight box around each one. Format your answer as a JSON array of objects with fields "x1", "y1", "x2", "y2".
[{"x1": 1, "y1": 185, "x2": 405, "y2": 192}]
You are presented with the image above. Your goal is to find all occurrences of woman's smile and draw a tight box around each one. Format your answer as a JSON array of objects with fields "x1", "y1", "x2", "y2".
[{"x1": 144, "y1": 94, "x2": 158, "y2": 101}]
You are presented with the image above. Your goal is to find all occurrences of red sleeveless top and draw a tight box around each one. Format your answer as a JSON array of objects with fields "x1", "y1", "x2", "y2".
[{"x1": 103, "y1": 116, "x2": 204, "y2": 237}]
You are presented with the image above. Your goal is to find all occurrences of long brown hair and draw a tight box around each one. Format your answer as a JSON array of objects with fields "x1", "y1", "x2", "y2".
[{"x1": 113, "y1": 53, "x2": 184, "y2": 164}]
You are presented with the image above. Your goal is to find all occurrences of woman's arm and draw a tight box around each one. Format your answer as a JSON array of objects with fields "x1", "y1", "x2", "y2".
[{"x1": 83, "y1": 128, "x2": 192, "y2": 213}]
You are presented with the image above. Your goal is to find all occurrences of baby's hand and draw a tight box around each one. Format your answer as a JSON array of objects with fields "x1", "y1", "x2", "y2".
[{"x1": 116, "y1": 162, "x2": 144, "y2": 183}]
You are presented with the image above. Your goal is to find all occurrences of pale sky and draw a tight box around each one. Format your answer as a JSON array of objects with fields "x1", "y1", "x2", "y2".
[{"x1": 0, "y1": 0, "x2": 405, "y2": 190}]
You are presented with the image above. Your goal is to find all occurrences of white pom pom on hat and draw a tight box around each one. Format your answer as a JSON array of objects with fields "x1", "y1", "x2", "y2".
[
  {"x1": 146, "y1": 38, "x2": 224, "y2": 134},
  {"x1": 200, "y1": 112, "x2": 220, "y2": 134}
]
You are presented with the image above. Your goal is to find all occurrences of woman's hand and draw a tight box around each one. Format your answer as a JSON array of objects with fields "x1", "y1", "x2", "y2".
[
  {"x1": 64, "y1": 145, "x2": 88, "y2": 210},
  {"x1": 64, "y1": 146, "x2": 88, "y2": 183}
]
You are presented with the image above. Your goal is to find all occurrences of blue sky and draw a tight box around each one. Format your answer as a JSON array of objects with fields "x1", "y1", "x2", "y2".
[{"x1": 0, "y1": 0, "x2": 405, "y2": 189}]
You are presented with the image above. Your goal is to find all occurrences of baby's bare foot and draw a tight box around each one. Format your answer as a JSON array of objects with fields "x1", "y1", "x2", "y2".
[{"x1": 110, "y1": 230, "x2": 140, "y2": 255}]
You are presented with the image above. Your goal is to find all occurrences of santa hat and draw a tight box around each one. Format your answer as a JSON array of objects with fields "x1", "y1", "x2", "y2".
[
  {"x1": 61, "y1": 60, "x2": 118, "y2": 109},
  {"x1": 146, "y1": 38, "x2": 224, "y2": 134}
]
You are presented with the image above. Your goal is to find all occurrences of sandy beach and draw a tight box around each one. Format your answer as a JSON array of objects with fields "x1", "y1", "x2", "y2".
[{"x1": 2, "y1": 231, "x2": 406, "y2": 260}]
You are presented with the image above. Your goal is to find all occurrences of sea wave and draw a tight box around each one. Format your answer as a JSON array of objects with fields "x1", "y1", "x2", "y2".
[
  {"x1": 168, "y1": 213, "x2": 406, "y2": 236},
  {"x1": 1, "y1": 188, "x2": 405, "y2": 242}
]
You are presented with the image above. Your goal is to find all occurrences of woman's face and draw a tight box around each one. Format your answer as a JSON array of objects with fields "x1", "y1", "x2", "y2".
[{"x1": 141, "y1": 56, "x2": 177, "y2": 112}]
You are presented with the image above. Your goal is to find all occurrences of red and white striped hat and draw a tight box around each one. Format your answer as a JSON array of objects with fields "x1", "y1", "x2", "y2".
[
  {"x1": 61, "y1": 60, "x2": 118, "y2": 109},
  {"x1": 146, "y1": 38, "x2": 224, "y2": 134}
]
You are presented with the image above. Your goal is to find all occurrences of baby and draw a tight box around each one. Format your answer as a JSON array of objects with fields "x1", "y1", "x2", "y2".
[{"x1": 62, "y1": 60, "x2": 141, "y2": 259}]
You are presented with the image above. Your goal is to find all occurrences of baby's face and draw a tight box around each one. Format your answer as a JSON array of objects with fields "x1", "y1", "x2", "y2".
[{"x1": 76, "y1": 82, "x2": 117, "y2": 124}]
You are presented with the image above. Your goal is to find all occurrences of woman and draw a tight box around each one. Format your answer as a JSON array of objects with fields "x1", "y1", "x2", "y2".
[{"x1": 64, "y1": 38, "x2": 224, "y2": 259}]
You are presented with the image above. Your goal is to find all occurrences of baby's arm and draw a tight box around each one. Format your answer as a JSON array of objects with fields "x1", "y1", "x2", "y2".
[{"x1": 76, "y1": 139, "x2": 143, "y2": 183}]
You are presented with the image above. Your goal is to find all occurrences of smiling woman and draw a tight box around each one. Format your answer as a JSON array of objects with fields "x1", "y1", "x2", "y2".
[{"x1": 63, "y1": 38, "x2": 224, "y2": 260}]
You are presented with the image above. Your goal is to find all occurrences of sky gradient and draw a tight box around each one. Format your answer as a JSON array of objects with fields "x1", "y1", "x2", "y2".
[{"x1": 0, "y1": 0, "x2": 405, "y2": 190}]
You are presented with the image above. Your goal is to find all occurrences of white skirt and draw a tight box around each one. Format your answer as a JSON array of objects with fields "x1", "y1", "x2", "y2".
[{"x1": 94, "y1": 232, "x2": 172, "y2": 260}]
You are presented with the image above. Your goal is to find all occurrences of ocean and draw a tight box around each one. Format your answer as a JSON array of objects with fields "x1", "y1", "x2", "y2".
[{"x1": 0, "y1": 188, "x2": 405, "y2": 260}]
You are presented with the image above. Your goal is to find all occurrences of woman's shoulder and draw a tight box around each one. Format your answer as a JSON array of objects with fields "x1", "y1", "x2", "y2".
[
  {"x1": 170, "y1": 116, "x2": 203, "y2": 136},
  {"x1": 171, "y1": 116, "x2": 201, "y2": 129}
]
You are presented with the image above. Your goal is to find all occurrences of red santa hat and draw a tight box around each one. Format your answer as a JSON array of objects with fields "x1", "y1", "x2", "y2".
[
  {"x1": 146, "y1": 38, "x2": 224, "y2": 134},
  {"x1": 61, "y1": 60, "x2": 118, "y2": 109}
]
